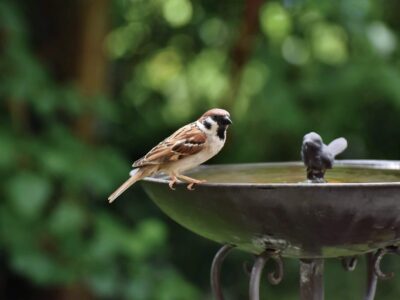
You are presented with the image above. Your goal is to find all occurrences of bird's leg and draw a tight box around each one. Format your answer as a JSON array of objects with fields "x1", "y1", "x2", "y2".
[
  {"x1": 307, "y1": 167, "x2": 327, "y2": 183},
  {"x1": 168, "y1": 174, "x2": 178, "y2": 190},
  {"x1": 176, "y1": 174, "x2": 206, "y2": 190}
]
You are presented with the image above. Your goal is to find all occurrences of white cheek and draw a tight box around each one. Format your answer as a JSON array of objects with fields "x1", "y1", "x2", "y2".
[
  {"x1": 196, "y1": 118, "x2": 218, "y2": 134},
  {"x1": 206, "y1": 117, "x2": 218, "y2": 133}
]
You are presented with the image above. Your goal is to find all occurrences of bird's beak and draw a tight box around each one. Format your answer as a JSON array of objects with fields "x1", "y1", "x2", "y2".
[{"x1": 223, "y1": 116, "x2": 233, "y2": 125}]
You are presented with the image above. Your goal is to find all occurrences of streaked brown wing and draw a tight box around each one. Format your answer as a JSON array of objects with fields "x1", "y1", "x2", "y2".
[{"x1": 132, "y1": 123, "x2": 206, "y2": 167}]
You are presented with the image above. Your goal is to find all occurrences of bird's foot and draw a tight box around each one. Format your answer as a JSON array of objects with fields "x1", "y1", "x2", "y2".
[
  {"x1": 187, "y1": 179, "x2": 206, "y2": 190},
  {"x1": 174, "y1": 174, "x2": 206, "y2": 190},
  {"x1": 168, "y1": 176, "x2": 178, "y2": 190}
]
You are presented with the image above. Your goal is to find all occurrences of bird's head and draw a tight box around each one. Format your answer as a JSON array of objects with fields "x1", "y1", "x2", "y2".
[
  {"x1": 302, "y1": 132, "x2": 323, "y2": 150},
  {"x1": 200, "y1": 108, "x2": 232, "y2": 126},
  {"x1": 198, "y1": 108, "x2": 232, "y2": 140}
]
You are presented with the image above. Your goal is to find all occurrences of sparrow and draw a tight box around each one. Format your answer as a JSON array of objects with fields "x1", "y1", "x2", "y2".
[
  {"x1": 301, "y1": 132, "x2": 347, "y2": 182},
  {"x1": 108, "y1": 108, "x2": 232, "y2": 203}
]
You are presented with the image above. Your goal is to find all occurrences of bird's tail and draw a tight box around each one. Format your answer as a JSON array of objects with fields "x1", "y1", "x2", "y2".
[
  {"x1": 327, "y1": 137, "x2": 348, "y2": 157},
  {"x1": 108, "y1": 167, "x2": 156, "y2": 203}
]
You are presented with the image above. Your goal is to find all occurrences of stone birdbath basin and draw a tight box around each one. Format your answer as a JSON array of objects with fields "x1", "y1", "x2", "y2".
[{"x1": 142, "y1": 160, "x2": 400, "y2": 300}]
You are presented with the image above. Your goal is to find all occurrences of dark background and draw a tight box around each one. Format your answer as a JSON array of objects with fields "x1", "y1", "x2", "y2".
[{"x1": 1, "y1": 0, "x2": 400, "y2": 299}]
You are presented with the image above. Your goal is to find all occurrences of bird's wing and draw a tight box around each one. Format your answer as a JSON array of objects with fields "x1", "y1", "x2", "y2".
[
  {"x1": 321, "y1": 151, "x2": 334, "y2": 169},
  {"x1": 132, "y1": 123, "x2": 207, "y2": 167},
  {"x1": 327, "y1": 137, "x2": 348, "y2": 157}
]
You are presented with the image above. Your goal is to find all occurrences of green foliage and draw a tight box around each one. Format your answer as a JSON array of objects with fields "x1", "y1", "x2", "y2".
[
  {"x1": 0, "y1": 1, "x2": 198, "y2": 299},
  {"x1": 2, "y1": 0, "x2": 400, "y2": 299}
]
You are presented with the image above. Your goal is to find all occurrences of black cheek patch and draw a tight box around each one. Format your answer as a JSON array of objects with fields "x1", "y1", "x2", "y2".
[{"x1": 217, "y1": 126, "x2": 226, "y2": 140}]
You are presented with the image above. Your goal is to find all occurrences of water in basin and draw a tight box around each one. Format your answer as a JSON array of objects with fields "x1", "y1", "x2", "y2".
[{"x1": 186, "y1": 163, "x2": 400, "y2": 184}]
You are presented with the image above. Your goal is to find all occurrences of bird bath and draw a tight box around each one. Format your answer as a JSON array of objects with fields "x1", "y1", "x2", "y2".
[{"x1": 141, "y1": 160, "x2": 400, "y2": 300}]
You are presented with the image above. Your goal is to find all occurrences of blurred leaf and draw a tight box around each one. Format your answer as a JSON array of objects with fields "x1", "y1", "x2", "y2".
[
  {"x1": 0, "y1": 131, "x2": 16, "y2": 169},
  {"x1": 154, "y1": 269, "x2": 200, "y2": 300},
  {"x1": 48, "y1": 201, "x2": 86, "y2": 234},
  {"x1": 87, "y1": 265, "x2": 120, "y2": 297},
  {"x1": 106, "y1": 23, "x2": 149, "y2": 58},
  {"x1": 11, "y1": 251, "x2": 58, "y2": 284},
  {"x1": 7, "y1": 173, "x2": 51, "y2": 219},
  {"x1": 126, "y1": 218, "x2": 168, "y2": 258}
]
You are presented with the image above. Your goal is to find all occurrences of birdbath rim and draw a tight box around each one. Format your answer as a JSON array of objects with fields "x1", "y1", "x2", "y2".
[{"x1": 142, "y1": 159, "x2": 400, "y2": 188}]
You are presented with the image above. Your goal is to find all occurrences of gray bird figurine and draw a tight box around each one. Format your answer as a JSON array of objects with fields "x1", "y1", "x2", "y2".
[{"x1": 301, "y1": 132, "x2": 348, "y2": 182}]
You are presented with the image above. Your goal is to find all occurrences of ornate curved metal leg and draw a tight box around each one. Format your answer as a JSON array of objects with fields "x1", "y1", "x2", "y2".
[
  {"x1": 268, "y1": 256, "x2": 284, "y2": 285},
  {"x1": 340, "y1": 254, "x2": 377, "y2": 300},
  {"x1": 249, "y1": 252, "x2": 269, "y2": 300},
  {"x1": 341, "y1": 256, "x2": 358, "y2": 271},
  {"x1": 373, "y1": 248, "x2": 393, "y2": 279},
  {"x1": 365, "y1": 252, "x2": 378, "y2": 300},
  {"x1": 364, "y1": 246, "x2": 400, "y2": 300},
  {"x1": 210, "y1": 244, "x2": 235, "y2": 300},
  {"x1": 300, "y1": 259, "x2": 324, "y2": 300},
  {"x1": 243, "y1": 260, "x2": 253, "y2": 276},
  {"x1": 249, "y1": 250, "x2": 284, "y2": 300},
  {"x1": 211, "y1": 245, "x2": 399, "y2": 300}
]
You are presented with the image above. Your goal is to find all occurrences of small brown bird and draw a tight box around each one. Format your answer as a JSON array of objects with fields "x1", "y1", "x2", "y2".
[{"x1": 108, "y1": 108, "x2": 232, "y2": 203}]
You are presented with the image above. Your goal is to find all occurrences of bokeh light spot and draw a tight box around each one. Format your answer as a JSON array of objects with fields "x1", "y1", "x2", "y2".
[
  {"x1": 188, "y1": 49, "x2": 228, "y2": 103},
  {"x1": 105, "y1": 23, "x2": 147, "y2": 58},
  {"x1": 145, "y1": 48, "x2": 182, "y2": 89},
  {"x1": 282, "y1": 36, "x2": 310, "y2": 65},
  {"x1": 311, "y1": 23, "x2": 348, "y2": 65},
  {"x1": 260, "y1": 2, "x2": 292, "y2": 43},
  {"x1": 163, "y1": 0, "x2": 193, "y2": 27},
  {"x1": 199, "y1": 18, "x2": 229, "y2": 46},
  {"x1": 367, "y1": 21, "x2": 397, "y2": 57},
  {"x1": 241, "y1": 60, "x2": 269, "y2": 95}
]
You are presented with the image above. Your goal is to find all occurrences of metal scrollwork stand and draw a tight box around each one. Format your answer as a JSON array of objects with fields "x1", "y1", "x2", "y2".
[{"x1": 211, "y1": 244, "x2": 400, "y2": 300}]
